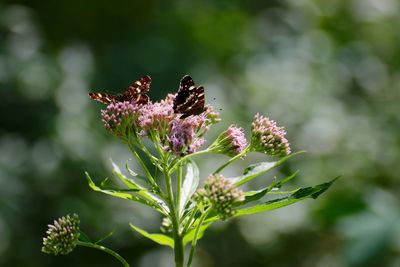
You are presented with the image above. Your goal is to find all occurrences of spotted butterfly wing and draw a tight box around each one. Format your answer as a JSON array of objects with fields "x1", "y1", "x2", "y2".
[
  {"x1": 88, "y1": 75, "x2": 151, "y2": 104},
  {"x1": 173, "y1": 75, "x2": 205, "y2": 119}
]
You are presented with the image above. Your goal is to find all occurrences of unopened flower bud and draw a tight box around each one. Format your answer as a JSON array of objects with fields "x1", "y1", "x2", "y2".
[
  {"x1": 42, "y1": 214, "x2": 80, "y2": 255},
  {"x1": 250, "y1": 113, "x2": 291, "y2": 157},
  {"x1": 197, "y1": 174, "x2": 244, "y2": 220}
]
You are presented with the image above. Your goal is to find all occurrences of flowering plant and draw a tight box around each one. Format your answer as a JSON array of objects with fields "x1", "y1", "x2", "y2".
[{"x1": 42, "y1": 75, "x2": 336, "y2": 267}]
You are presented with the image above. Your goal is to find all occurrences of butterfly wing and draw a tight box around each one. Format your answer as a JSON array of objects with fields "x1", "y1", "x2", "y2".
[
  {"x1": 179, "y1": 75, "x2": 195, "y2": 92},
  {"x1": 88, "y1": 92, "x2": 118, "y2": 104},
  {"x1": 173, "y1": 75, "x2": 205, "y2": 118},
  {"x1": 121, "y1": 75, "x2": 152, "y2": 104},
  {"x1": 88, "y1": 75, "x2": 151, "y2": 105}
]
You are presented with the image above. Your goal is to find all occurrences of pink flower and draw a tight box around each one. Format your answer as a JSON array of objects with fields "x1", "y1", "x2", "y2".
[
  {"x1": 209, "y1": 125, "x2": 248, "y2": 157},
  {"x1": 188, "y1": 138, "x2": 205, "y2": 154},
  {"x1": 167, "y1": 119, "x2": 205, "y2": 155},
  {"x1": 168, "y1": 120, "x2": 195, "y2": 154},
  {"x1": 101, "y1": 101, "x2": 141, "y2": 133},
  {"x1": 204, "y1": 104, "x2": 221, "y2": 125},
  {"x1": 138, "y1": 97, "x2": 175, "y2": 132},
  {"x1": 251, "y1": 113, "x2": 291, "y2": 157}
]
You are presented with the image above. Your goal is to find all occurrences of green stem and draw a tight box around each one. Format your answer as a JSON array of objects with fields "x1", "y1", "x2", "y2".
[
  {"x1": 128, "y1": 139, "x2": 172, "y2": 201},
  {"x1": 77, "y1": 241, "x2": 130, "y2": 267},
  {"x1": 125, "y1": 127, "x2": 158, "y2": 165},
  {"x1": 127, "y1": 142, "x2": 156, "y2": 186},
  {"x1": 181, "y1": 208, "x2": 198, "y2": 237},
  {"x1": 149, "y1": 130, "x2": 168, "y2": 163},
  {"x1": 169, "y1": 149, "x2": 210, "y2": 175},
  {"x1": 163, "y1": 165, "x2": 184, "y2": 267},
  {"x1": 176, "y1": 164, "x2": 183, "y2": 215},
  {"x1": 214, "y1": 145, "x2": 251, "y2": 174},
  {"x1": 186, "y1": 208, "x2": 211, "y2": 267},
  {"x1": 136, "y1": 141, "x2": 162, "y2": 169}
]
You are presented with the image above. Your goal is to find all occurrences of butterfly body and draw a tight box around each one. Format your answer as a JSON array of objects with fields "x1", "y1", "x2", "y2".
[
  {"x1": 88, "y1": 75, "x2": 151, "y2": 105},
  {"x1": 173, "y1": 75, "x2": 205, "y2": 119}
]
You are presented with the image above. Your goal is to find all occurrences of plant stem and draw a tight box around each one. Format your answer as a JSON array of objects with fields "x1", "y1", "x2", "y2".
[
  {"x1": 77, "y1": 241, "x2": 130, "y2": 267},
  {"x1": 136, "y1": 141, "x2": 162, "y2": 168},
  {"x1": 181, "y1": 208, "x2": 198, "y2": 235},
  {"x1": 214, "y1": 145, "x2": 251, "y2": 174},
  {"x1": 186, "y1": 208, "x2": 211, "y2": 267},
  {"x1": 176, "y1": 164, "x2": 182, "y2": 215},
  {"x1": 169, "y1": 149, "x2": 210, "y2": 174},
  {"x1": 127, "y1": 142, "x2": 156, "y2": 186},
  {"x1": 163, "y1": 165, "x2": 184, "y2": 267}
]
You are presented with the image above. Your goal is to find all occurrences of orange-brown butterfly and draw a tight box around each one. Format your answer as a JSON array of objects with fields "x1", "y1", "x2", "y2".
[
  {"x1": 88, "y1": 75, "x2": 151, "y2": 105},
  {"x1": 173, "y1": 75, "x2": 205, "y2": 119}
]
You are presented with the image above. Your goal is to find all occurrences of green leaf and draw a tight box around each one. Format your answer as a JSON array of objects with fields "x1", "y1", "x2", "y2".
[
  {"x1": 129, "y1": 223, "x2": 174, "y2": 248},
  {"x1": 85, "y1": 172, "x2": 165, "y2": 212},
  {"x1": 112, "y1": 161, "x2": 169, "y2": 213},
  {"x1": 233, "y1": 151, "x2": 304, "y2": 186},
  {"x1": 183, "y1": 222, "x2": 211, "y2": 246},
  {"x1": 204, "y1": 177, "x2": 338, "y2": 223},
  {"x1": 271, "y1": 170, "x2": 299, "y2": 189},
  {"x1": 94, "y1": 231, "x2": 114, "y2": 244},
  {"x1": 86, "y1": 172, "x2": 140, "y2": 200},
  {"x1": 291, "y1": 177, "x2": 339, "y2": 199},
  {"x1": 235, "y1": 177, "x2": 338, "y2": 217},
  {"x1": 125, "y1": 160, "x2": 152, "y2": 186},
  {"x1": 240, "y1": 171, "x2": 299, "y2": 205},
  {"x1": 78, "y1": 230, "x2": 92, "y2": 243},
  {"x1": 100, "y1": 177, "x2": 110, "y2": 188},
  {"x1": 111, "y1": 159, "x2": 141, "y2": 190},
  {"x1": 125, "y1": 160, "x2": 138, "y2": 177},
  {"x1": 179, "y1": 160, "x2": 199, "y2": 214}
]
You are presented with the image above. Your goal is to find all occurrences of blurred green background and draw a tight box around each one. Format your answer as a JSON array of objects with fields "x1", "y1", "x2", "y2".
[{"x1": 1, "y1": 0, "x2": 400, "y2": 266}]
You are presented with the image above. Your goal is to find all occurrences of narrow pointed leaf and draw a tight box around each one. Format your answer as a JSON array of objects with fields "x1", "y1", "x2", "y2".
[
  {"x1": 205, "y1": 177, "x2": 338, "y2": 223},
  {"x1": 125, "y1": 160, "x2": 138, "y2": 177},
  {"x1": 111, "y1": 161, "x2": 169, "y2": 213},
  {"x1": 233, "y1": 151, "x2": 304, "y2": 186},
  {"x1": 183, "y1": 223, "x2": 212, "y2": 246},
  {"x1": 271, "y1": 170, "x2": 299, "y2": 189},
  {"x1": 86, "y1": 172, "x2": 139, "y2": 200},
  {"x1": 235, "y1": 177, "x2": 338, "y2": 217},
  {"x1": 179, "y1": 160, "x2": 199, "y2": 214},
  {"x1": 129, "y1": 223, "x2": 174, "y2": 248},
  {"x1": 85, "y1": 172, "x2": 162, "y2": 211},
  {"x1": 78, "y1": 230, "x2": 92, "y2": 243},
  {"x1": 240, "y1": 171, "x2": 299, "y2": 205},
  {"x1": 94, "y1": 231, "x2": 114, "y2": 244},
  {"x1": 125, "y1": 160, "x2": 151, "y2": 186},
  {"x1": 110, "y1": 159, "x2": 140, "y2": 190}
]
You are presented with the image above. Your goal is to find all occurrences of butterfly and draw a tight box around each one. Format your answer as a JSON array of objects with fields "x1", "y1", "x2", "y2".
[
  {"x1": 88, "y1": 75, "x2": 152, "y2": 105},
  {"x1": 173, "y1": 75, "x2": 205, "y2": 119}
]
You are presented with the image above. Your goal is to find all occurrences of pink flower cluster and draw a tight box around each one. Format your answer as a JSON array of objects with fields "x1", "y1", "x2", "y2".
[
  {"x1": 101, "y1": 101, "x2": 141, "y2": 131},
  {"x1": 168, "y1": 117, "x2": 207, "y2": 155},
  {"x1": 251, "y1": 113, "x2": 291, "y2": 157},
  {"x1": 224, "y1": 126, "x2": 247, "y2": 155},
  {"x1": 100, "y1": 94, "x2": 220, "y2": 156},
  {"x1": 209, "y1": 125, "x2": 247, "y2": 157},
  {"x1": 138, "y1": 99, "x2": 175, "y2": 131}
]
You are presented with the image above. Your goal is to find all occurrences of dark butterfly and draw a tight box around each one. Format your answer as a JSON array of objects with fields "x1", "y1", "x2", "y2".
[
  {"x1": 88, "y1": 75, "x2": 152, "y2": 105},
  {"x1": 173, "y1": 75, "x2": 205, "y2": 119}
]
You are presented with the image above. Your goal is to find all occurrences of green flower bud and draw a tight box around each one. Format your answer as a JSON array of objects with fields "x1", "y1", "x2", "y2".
[
  {"x1": 42, "y1": 214, "x2": 80, "y2": 255},
  {"x1": 251, "y1": 113, "x2": 291, "y2": 157},
  {"x1": 197, "y1": 174, "x2": 244, "y2": 220}
]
